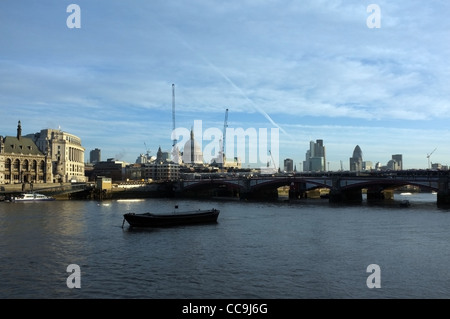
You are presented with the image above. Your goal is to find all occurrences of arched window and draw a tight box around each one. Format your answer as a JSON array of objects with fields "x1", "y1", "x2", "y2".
[
  {"x1": 5, "y1": 158, "x2": 11, "y2": 170},
  {"x1": 39, "y1": 161, "x2": 45, "y2": 172},
  {"x1": 22, "y1": 160, "x2": 29, "y2": 171},
  {"x1": 13, "y1": 159, "x2": 19, "y2": 171}
]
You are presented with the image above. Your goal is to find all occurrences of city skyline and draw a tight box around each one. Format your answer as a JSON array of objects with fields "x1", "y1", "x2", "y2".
[{"x1": 1, "y1": 1, "x2": 450, "y2": 170}]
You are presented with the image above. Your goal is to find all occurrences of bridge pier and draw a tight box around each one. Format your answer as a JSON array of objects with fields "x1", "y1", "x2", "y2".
[
  {"x1": 288, "y1": 182, "x2": 307, "y2": 199},
  {"x1": 366, "y1": 187, "x2": 394, "y2": 201},
  {"x1": 329, "y1": 188, "x2": 362, "y2": 203},
  {"x1": 366, "y1": 187, "x2": 385, "y2": 201},
  {"x1": 437, "y1": 177, "x2": 450, "y2": 207},
  {"x1": 245, "y1": 188, "x2": 279, "y2": 201},
  {"x1": 329, "y1": 178, "x2": 362, "y2": 203}
]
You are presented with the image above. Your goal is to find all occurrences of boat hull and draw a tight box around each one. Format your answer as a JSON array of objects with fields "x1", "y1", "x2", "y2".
[
  {"x1": 123, "y1": 209, "x2": 220, "y2": 227},
  {"x1": 7, "y1": 193, "x2": 55, "y2": 202},
  {"x1": 13, "y1": 199, "x2": 55, "y2": 202}
]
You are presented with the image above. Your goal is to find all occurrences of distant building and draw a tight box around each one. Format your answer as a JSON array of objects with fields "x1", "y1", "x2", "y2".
[
  {"x1": 431, "y1": 163, "x2": 448, "y2": 170},
  {"x1": 127, "y1": 146, "x2": 181, "y2": 182},
  {"x1": 137, "y1": 154, "x2": 156, "y2": 164},
  {"x1": 284, "y1": 158, "x2": 294, "y2": 173},
  {"x1": 386, "y1": 159, "x2": 399, "y2": 170},
  {"x1": 126, "y1": 162, "x2": 180, "y2": 182},
  {"x1": 143, "y1": 163, "x2": 180, "y2": 181},
  {"x1": 375, "y1": 162, "x2": 382, "y2": 170},
  {"x1": 385, "y1": 154, "x2": 403, "y2": 171},
  {"x1": 303, "y1": 139, "x2": 326, "y2": 172},
  {"x1": 92, "y1": 158, "x2": 127, "y2": 182},
  {"x1": 391, "y1": 154, "x2": 403, "y2": 170},
  {"x1": 90, "y1": 148, "x2": 101, "y2": 164},
  {"x1": 350, "y1": 145, "x2": 363, "y2": 172},
  {"x1": 363, "y1": 161, "x2": 373, "y2": 171},
  {"x1": 96, "y1": 176, "x2": 112, "y2": 192},
  {"x1": 182, "y1": 129, "x2": 204, "y2": 166},
  {"x1": 26, "y1": 127, "x2": 86, "y2": 182},
  {"x1": 0, "y1": 121, "x2": 53, "y2": 184},
  {"x1": 156, "y1": 146, "x2": 171, "y2": 164}
]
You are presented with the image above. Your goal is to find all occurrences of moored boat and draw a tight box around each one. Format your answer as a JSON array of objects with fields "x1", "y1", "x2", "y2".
[
  {"x1": 122, "y1": 208, "x2": 220, "y2": 228},
  {"x1": 399, "y1": 199, "x2": 411, "y2": 207},
  {"x1": 7, "y1": 192, "x2": 55, "y2": 202}
]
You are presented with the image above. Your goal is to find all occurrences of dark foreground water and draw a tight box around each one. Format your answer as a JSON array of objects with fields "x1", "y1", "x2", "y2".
[{"x1": 1, "y1": 192, "x2": 450, "y2": 299}]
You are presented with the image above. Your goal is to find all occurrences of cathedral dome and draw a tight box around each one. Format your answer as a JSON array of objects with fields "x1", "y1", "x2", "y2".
[{"x1": 182, "y1": 130, "x2": 203, "y2": 165}]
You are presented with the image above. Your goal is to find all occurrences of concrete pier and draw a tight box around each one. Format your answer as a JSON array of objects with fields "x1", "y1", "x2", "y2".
[{"x1": 437, "y1": 177, "x2": 450, "y2": 207}]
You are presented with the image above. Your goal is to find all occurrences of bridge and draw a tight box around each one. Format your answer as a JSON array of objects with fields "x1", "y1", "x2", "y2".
[{"x1": 177, "y1": 170, "x2": 450, "y2": 206}]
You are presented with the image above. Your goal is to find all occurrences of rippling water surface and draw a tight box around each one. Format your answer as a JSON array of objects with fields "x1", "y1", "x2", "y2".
[{"x1": 1, "y1": 193, "x2": 450, "y2": 299}]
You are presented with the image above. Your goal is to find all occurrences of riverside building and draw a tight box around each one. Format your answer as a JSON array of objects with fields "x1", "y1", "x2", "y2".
[
  {"x1": 0, "y1": 121, "x2": 53, "y2": 184},
  {"x1": 26, "y1": 128, "x2": 86, "y2": 183}
]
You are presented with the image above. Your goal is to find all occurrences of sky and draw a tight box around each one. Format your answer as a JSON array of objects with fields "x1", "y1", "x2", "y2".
[{"x1": 1, "y1": 0, "x2": 450, "y2": 170}]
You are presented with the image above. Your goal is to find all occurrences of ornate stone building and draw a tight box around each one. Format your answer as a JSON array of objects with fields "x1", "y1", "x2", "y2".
[
  {"x1": 26, "y1": 128, "x2": 86, "y2": 183},
  {"x1": 182, "y1": 129, "x2": 204, "y2": 166},
  {"x1": 0, "y1": 121, "x2": 53, "y2": 184}
]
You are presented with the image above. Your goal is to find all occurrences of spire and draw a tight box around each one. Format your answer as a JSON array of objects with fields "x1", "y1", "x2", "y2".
[
  {"x1": 17, "y1": 120, "x2": 22, "y2": 140},
  {"x1": 157, "y1": 146, "x2": 163, "y2": 163}
]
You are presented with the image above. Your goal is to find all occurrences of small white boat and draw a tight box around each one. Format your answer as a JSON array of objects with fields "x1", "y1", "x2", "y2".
[{"x1": 9, "y1": 193, "x2": 55, "y2": 202}]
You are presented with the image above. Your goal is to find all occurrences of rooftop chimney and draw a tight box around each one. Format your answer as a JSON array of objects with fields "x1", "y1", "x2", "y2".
[{"x1": 17, "y1": 120, "x2": 22, "y2": 140}]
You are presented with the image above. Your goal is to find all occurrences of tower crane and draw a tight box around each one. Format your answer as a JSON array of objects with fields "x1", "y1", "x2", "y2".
[
  {"x1": 172, "y1": 84, "x2": 176, "y2": 147},
  {"x1": 221, "y1": 108, "x2": 228, "y2": 162},
  {"x1": 427, "y1": 148, "x2": 437, "y2": 169},
  {"x1": 269, "y1": 150, "x2": 277, "y2": 171},
  {"x1": 144, "y1": 142, "x2": 151, "y2": 157}
]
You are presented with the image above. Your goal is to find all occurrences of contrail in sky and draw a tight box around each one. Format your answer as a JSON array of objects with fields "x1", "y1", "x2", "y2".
[
  {"x1": 181, "y1": 38, "x2": 292, "y2": 139},
  {"x1": 154, "y1": 17, "x2": 293, "y2": 140}
]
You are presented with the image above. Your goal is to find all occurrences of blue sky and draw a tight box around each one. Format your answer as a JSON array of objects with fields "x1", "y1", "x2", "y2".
[{"x1": 1, "y1": 1, "x2": 450, "y2": 170}]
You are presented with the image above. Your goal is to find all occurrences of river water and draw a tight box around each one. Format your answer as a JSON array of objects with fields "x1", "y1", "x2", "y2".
[{"x1": 1, "y1": 192, "x2": 450, "y2": 299}]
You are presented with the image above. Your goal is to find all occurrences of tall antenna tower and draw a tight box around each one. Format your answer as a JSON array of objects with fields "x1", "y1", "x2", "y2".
[{"x1": 172, "y1": 84, "x2": 176, "y2": 147}]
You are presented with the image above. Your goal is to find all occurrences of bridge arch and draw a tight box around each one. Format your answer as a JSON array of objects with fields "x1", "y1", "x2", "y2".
[{"x1": 339, "y1": 179, "x2": 438, "y2": 192}]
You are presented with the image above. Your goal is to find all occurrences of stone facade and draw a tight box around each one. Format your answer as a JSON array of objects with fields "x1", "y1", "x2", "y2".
[
  {"x1": 0, "y1": 121, "x2": 53, "y2": 185},
  {"x1": 26, "y1": 128, "x2": 86, "y2": 183}
]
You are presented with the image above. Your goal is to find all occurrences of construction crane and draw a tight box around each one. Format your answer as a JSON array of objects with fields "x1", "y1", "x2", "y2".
[
  {"x1": 269, "y1": 150, "x2": 277, "y2": 171},
  {"x1": 172, "y1": 84, "x2": 176, "y2": 147},
  {"x1": 427, "y1": 148, "x2": 437, "y2": 169},
  {"x1": 144, "y1": 142, "x2": 151, "y2": 157},
  {"x1": 221, "y1": 108, "x2": 228, "y2": 162}
]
